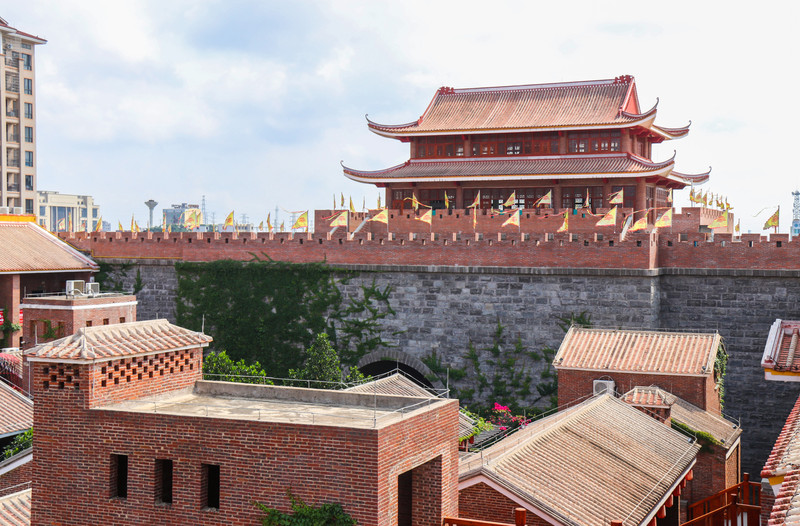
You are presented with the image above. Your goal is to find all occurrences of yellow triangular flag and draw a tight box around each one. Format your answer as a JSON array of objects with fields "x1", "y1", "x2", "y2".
[
  {"x1": 654, "y1": 209, "x2": 673, "y2": 228},
  {"x1": 735, "y1": 219, "x2": 740, "y2": 234},
  {"x1": 330, "y1": 211, "x2": 348, "y2": 227},
  {"x1": 467, "y1": 191, "x2": 481, "y2": 209},
  {"x1": 118, "y1": 221, "x2": 124, "y2": 232},
  {"x1": 341, "y1": 193, "x2": 345, "y2": 207},
  {"x1": 444, "y1": 191, "x2": 449, "y2": 209},
  {"x1": 94, "y1": 217, "x2": 103, "y2": 232},
  {"x1": 763, "y1": 208, "x2": 779, "y2": 229},
  {"x1": 501, "y1": 209, "x2": 520, "y2": 228},
  {"x1": 266, "y1": 213, "x2": 272, "y2": 232},
  {"x1": 708, "y1": 210, "x2": 728, "y2": 229},
  {"x1": 503, "y1": 192, "x2": 516, "y2": 208},
  {"x1": 279, "y1": 221, "x2": 285, "y2": 231},
  {"x1": 557, "y1": 211, "x2": 569, "y2": 232},
  {"x1": 608, "y1": 190, "x2": 623, "y2": 205},
  {"x1": 292, "y1": 211, "x2": 308, "y2": 230},
  {"x1": 224, "y1": 211, "x2": 235, "y2": 229},
  {"x1": 368, "y1": 209, "x2": 388, "y2": 224},
  {"x1": 629, "y1": 216, "x2": 648, "y2": 232},
  {"x1": 349, "y1": 197, "x2": 356, "y2": 213},
  {"x1": 416, "y1": 208, "x2": 432, "y2": 225},
  {"x1": 533, "y1": 190, "x2": 552, "y2": 208},
  {"x1": 258, "y1": 221, "x2": 264, "y2": 231},
  {"x1": 595, "y1": 206, "x2": 618, "y2": 227}
]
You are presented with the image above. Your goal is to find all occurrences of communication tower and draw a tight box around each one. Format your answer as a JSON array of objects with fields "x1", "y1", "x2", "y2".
[{"x1": 792, "y1": 191, "x2": 800, "y2": 238}]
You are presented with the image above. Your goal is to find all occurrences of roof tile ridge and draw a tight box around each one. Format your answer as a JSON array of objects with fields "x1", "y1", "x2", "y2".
[{"x1": 456, "y1": 77, "x2": 620, "y2": 94}]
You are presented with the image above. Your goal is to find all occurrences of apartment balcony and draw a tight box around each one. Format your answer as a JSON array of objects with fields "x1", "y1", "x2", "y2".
[
  {"x1": 5, "y1": 110, "x2": 18, "y2": 118},
  {"x1": 6, "y1": 134, "x2": 19, "y2": 143},
  {"x1": 4, "y1": 56, "x2": 19, "y2": 68},
  {"x1": 6, "y1": 183, "x2": 20, "y2": 192},
  {"x1": 6, "y1": 159, "x2": 20, "y2": 168}
]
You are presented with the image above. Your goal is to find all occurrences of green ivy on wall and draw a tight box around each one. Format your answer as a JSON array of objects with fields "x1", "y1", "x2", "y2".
[
  {"x1": 175, "y1": 258, "x2": 397, "y2": 378},
  {"x1": 176, "y1": 259, "x2": 344, "y2": 376}
]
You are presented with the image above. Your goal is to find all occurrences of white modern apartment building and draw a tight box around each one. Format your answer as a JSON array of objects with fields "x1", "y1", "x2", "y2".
[{"x1": 0, "y1": 16, "x2": 45, "y2": 215}]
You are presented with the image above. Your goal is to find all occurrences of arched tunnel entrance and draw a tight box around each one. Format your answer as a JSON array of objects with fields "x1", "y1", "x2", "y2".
[{"x1": 358, "y1": 360, "x2": 435, "y2": 389}]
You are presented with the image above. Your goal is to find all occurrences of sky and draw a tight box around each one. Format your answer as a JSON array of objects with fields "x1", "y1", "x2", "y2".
[{"x1": 5, "y1": 1, "x2": 800, "y2": 233}]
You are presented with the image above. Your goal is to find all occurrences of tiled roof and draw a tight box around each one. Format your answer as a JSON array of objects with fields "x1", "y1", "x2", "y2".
[
  {"x1": 342, "y1": 153, "x2": 688, "y2": 185},
  {"x1": 366, "y1": 76, "x2": 677, "y2": 135},
  {"x1": 346, "y1": 373, "x2": 432, "y2": 397},
  {"x1": 460, "y1": 395, "x2": 699, "y2": 526},
  {"x1": 768, "y1": 469, "x2": 800, "y2": 526},
  {"x1": 25, "y1": 319, "x2": 212, "y2": 362},
  {"x1": 763, "y1": 319, "x2": 800, "y2": 374},
  {"x1": 0, "y1": 221, "x2": 97, "y2": 273},
  {"x1": 0, "y1": 489, "x2": 30, "y2": 526},
  {"x1": 553, "y1": 327, "x2": 721, "y2": 376},
  {"x1": 763, "y1": 394, "x2": 800, "y2": 478},
  {"x1": 346, "y1": 373, "x2": 485, "y2": 440},
  {"x1": 623, "y1": 387, "x2": 741, "y2": 448},
  {"x1": 0, "y1": 383, "x2": 31, "y2": 438}
]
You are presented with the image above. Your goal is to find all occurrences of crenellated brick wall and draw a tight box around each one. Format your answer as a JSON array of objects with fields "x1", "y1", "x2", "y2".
[{"x1": 59, "y1": 225, "x2": 795, "y2": 272}]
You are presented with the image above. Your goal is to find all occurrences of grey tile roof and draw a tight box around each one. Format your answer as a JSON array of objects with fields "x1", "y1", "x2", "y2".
[{"x1": 460, "y1": 395, "x2": 700, "y2": 526}]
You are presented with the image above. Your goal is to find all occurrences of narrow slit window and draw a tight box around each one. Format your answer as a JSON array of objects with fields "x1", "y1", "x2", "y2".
[
  {"x1": 155, "y1": 459, "x2": 173, "y2": 504},
  {"x1": 110, "y1": 454, "x2": 129, "y2": 499},
  {"x1": 202, "y1": 464, "x2": 220, "y2": 509}
]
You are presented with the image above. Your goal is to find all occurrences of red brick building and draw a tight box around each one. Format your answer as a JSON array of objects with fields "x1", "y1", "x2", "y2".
[
  {"x1": 19, "y1": 290, "x2": 137, "y2": 350},
  {"x1": 553, "y1": 327, "x2": 724, "y2": 414},
  {"x1": 342, "y1": 76, "x2": 719, "y2": 232},
  {"x1": 27, "y1": 319, "x2": 459, "y2": 526},
  {"x1": 0, "y1": 213, "x2": 97, "y2": 348},
  {"x1": 622, "y1": 386, "x2": 742, "y2": 504},
  {"x1": 762, "y1": 318, "x2": 800, "y2": 382},
  {"x1": 458, "y1": 394, "x2": 699, "y2": 526}
]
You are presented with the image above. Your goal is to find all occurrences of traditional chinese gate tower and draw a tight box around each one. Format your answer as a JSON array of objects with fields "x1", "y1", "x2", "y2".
[{"x1": 343, "y1": 75, "x2": 709, "y2": 221}]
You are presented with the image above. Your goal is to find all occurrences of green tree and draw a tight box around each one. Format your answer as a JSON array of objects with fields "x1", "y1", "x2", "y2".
[
  {"x1": 257, "y1": 491, "x2": 356, "y2": 525},
  {"x1": 289, "y1": 333, "x2": 367, "y2": 388},
  {"x1": 203, "y1": 350, "x2": 272, "y2": 384},
  {"x1": 3, "y1": 428, "x2": 32, "y2": 459}
]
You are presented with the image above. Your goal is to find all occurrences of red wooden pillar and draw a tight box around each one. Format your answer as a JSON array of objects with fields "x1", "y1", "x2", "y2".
[
  {"x1": 553, "y1": 184, "x2": 562, "y2": 212},
  {"x1": 515, "y1": 508, "x2": 527, "y2": 526},
  {"x1": 455, "y1": 186, "x2": 464, "y2": 210}
]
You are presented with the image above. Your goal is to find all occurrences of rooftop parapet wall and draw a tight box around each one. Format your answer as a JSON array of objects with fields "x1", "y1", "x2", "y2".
[{"x1": 59, "y1": 228, "x2": 799, "y2": 271}]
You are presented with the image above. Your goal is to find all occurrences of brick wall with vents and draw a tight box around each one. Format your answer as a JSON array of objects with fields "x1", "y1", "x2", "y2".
[
  {"x1": 556, "y1": 369, "x2": 721, "y2": 414},
  {"x1": 458, "y1": 482, "x2": 550, "y2": 526},
  {"x1": 30, "y1": 350, "x2": 459, "y2": 526}
]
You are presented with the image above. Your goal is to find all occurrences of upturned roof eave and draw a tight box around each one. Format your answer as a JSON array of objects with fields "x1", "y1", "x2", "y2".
[
  {"x1": 367, "y1": 114, "x2": 660, "y2": 139},
  {"x1": 342, "y1": 155, "x2": 676, "y2": 185}
]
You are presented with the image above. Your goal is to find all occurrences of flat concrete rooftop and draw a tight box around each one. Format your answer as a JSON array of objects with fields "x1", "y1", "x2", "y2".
[{"x1": 95, "y1": 380, "x2": 451, "y2": 429}]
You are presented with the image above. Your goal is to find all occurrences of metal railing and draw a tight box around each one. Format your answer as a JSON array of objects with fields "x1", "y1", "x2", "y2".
[
  {"x1": 682, "y1": 495, "x2": 759, "y2": 526},
  {"x1": 6, "y1": 134, "x2": 18, "y2": 143},
  {"x1": 6, "y1": 184, "x2": 19, "y2": 192},
  {"x1": 687, "y1": 473, "x2": 760, "y2": 521},
  {"x1": 137, "y1": 391, "x2": 441, "y2": 428}
]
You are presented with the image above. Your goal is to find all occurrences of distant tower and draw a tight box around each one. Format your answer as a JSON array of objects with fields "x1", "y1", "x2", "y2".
[
  {"x1": 144, "y1": 199, "x2": 158, "y2": 230},
  {"x1": 792, "y1": 191, "x2": 800, "y2": 238},
  {"x1": 201, "y1": 195, "x2": 207, "y2": 226}
]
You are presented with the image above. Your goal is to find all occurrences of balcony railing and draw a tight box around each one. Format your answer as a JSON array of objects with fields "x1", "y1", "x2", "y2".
[
  {"x1": 6, "y1": 159, "x2": 20, "y2": 167},
  {"x1": 6, "y1": 184, "x2": 20, "y2": 192},
  {"x1": 4, "y1": 56, "x2": 18, "y2": 68},
  {"x1": 6, "y1": 134, "x2": 19, "y2": 143},
  {"x1": 6, "y1": 110, "x2": 18, "y2": 118},
  {"x1": 687, "y1": 473, "x2": 760, "y2": 520}
]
